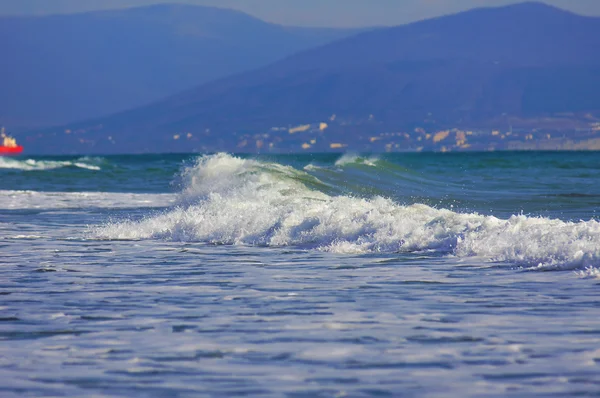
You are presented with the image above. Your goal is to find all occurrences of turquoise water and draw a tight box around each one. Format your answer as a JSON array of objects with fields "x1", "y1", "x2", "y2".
[{"x1": 1, "y1": 152, "x2": 599, "y2": 396}]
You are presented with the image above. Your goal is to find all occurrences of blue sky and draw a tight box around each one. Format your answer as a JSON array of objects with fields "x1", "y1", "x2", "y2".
[{"x1": 1, "y1": 0, "x2": 600, "y2": 27}]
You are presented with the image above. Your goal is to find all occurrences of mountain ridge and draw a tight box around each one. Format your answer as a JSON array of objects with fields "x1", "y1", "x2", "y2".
[
  {"x1": 24, "y1": 2, "x2": 600, "y2": 154},
  {"x1": 0, "y1": 3, "x2": 363, "y2": 128}
]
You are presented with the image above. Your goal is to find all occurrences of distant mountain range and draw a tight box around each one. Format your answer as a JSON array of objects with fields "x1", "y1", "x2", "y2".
[
  {"x1": 0, "y1": 4, "x2": 362, "y2": 128},
  {"x1": 22, "y1": 2, "x2": 600, "y2": 154}
]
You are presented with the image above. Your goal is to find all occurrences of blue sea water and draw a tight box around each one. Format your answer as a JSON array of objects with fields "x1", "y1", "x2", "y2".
[{"x1": 1, "y1": 152, "x2": 600, "y2": 397}]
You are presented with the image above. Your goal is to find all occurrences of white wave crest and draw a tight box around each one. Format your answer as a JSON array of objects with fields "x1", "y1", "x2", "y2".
[
  {"x1": 0, "y1": 157, "x2": 101, "y2": 171},
  {"x1": 93, "y1": 154, "x2": 600, "y2": 270}
]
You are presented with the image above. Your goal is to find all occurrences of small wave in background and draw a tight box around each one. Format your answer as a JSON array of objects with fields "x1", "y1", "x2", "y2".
[
  {"x1": 0, "y1": 156, "x2": 103, "y2": 171},
  {"x1": 0, "y1": 154, "x2": 185, "y2": 193},
  {"x1": 334, "y1": 153, "x2": 380, "y2": 167},
  {"x1": 94, "y1": 153, "x2": 600, "y2": 271}
]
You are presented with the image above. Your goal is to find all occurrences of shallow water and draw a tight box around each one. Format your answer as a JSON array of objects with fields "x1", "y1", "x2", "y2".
[{"x1": 1, "y1": 152, "x2": 599, "y2": 397}]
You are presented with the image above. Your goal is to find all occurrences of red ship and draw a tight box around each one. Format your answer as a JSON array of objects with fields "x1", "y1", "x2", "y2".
[{"x1": 0, "y1": 127, "x2": 23, "y2": 155}]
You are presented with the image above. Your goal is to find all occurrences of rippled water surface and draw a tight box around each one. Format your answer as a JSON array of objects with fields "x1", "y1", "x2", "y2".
[{"x1": 1, "y1": 152, "x2": 600, "y2": 397}]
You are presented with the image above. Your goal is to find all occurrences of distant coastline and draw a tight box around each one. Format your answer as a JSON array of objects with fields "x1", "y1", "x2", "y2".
[{"x1": 8, "y1": 2, "x2": 600, "y2": 155}]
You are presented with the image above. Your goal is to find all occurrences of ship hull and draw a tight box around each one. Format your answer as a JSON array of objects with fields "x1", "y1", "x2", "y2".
[{"x1": 0, "y1": 146, "x2": 24, "y2": 155}]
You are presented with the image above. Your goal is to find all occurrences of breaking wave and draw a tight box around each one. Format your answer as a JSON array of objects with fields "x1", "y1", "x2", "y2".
[
  {"x1": 93, "y1": 153, "x2": 600, "y2": 271},
  {"x1": 0, "y1": 157, "x2": 103, "y2": 171}
]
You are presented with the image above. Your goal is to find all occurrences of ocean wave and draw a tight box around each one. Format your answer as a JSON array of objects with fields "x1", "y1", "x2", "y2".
[
  {"x1": 0, "y1": 157, "x2": 103, "y2": 171},
  {"x1": 93, "y1": 153, "x2": 600, "y2": 270},
  {"x1": 334, "y1": 153, "x2": 380, "y2": 167}
]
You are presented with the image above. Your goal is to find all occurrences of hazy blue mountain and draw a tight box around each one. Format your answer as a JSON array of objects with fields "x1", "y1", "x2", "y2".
[
  {"x1": 0, "y1": 4, "x2": 362, "y2": 128},
  {"x1": 26, "y1": 2, "x2": 600, "y2": 154}
]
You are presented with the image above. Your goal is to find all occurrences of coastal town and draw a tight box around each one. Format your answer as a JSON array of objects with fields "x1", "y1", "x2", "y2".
[
  {"x1": 172, "y1": 113, "x2": 600, "y2": 153},
  {"x1": 21, "y1": 112, "x2": 600, "y2": 154}
]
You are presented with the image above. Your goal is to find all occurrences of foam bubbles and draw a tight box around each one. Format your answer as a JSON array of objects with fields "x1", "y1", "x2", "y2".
[
  {"x1": 576, "y1": 267, "x2": 600, "y2": 279},
  {"x1": 93, "y1": 154, "x2": 600, "y2": 270}
]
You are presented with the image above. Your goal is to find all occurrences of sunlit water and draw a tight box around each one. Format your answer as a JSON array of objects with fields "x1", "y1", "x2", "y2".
[{"x1": 1, "y1": 152, "x2": 599, "y2": 397}]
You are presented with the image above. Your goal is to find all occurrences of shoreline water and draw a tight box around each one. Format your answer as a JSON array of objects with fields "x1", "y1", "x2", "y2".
[{"x1": 1, "y1": 152, "x2": 599, "y2": 396}]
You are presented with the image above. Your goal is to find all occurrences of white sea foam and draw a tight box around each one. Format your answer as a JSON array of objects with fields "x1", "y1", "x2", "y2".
[
  {"x1": 93, "y1": 154, "x2": 600, "y2": 270},
  {"x1": 575, "y1": 267, "x2": 600, "y2": 279},
  {"x1": 0, "y1": 157, "x2": 101, "y2": 171},
  {"x1": 0, "y1": 190, "x2": 175, "y2": 210}
]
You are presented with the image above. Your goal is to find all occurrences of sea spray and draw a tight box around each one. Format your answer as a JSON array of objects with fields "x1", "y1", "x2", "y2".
[{"x1": 93, "y1": 153, "x2": 600, "y2": 270}]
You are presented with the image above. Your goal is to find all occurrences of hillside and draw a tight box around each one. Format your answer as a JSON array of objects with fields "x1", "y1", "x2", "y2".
[
  {"x1": 0, "y1": 4, "x2": 361, "y2": 128},
  {"x1": 25, "y1": 2, "x2": 600, "y2": 154}
]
